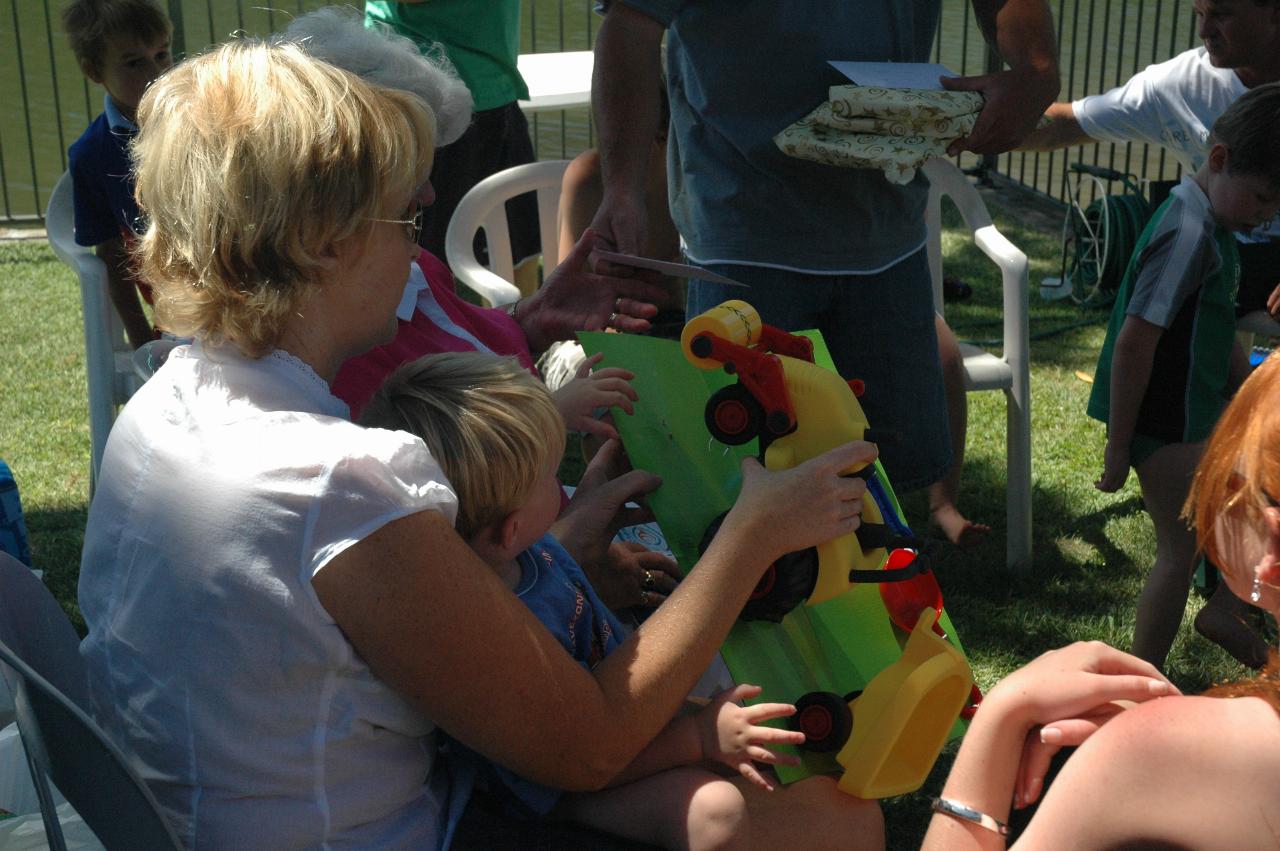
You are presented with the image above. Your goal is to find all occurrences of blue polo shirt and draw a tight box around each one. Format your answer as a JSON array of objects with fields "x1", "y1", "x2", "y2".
[
  {"x1": 608, "y1": 0, "x2": 941, "y2": 273},
  {"x1": 68, "y1": 95, "x2": 143, "y2": 247}
]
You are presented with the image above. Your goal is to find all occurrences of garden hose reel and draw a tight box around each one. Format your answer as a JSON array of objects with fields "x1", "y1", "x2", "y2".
[{"x1": 1041, "y1": 163, "x2": 1151, "y2": 308}]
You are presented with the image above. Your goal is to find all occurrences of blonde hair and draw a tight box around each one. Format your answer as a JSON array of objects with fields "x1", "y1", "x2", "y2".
[
  {"x1": 1185, "y1": 351, "x2": 1280, "y2": 572},
  {"x1": 131, "y1": 39, "x2": 435, "y2": 357},
  {"x1": 359, "y1": 353, "x2": 566, "y2": 539},
  {"x1": 62, "y1": 0, "x2": 171, "y2": 76}
]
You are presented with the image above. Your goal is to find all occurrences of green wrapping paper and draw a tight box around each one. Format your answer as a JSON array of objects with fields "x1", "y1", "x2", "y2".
[{"x1": 580, "y1": 331, "x2": 967, "y2": 785}]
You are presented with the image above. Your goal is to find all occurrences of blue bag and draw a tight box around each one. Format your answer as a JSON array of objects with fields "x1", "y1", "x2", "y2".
[{"x1": 0, "y1": 459, "x2": 32, "y2": 566}]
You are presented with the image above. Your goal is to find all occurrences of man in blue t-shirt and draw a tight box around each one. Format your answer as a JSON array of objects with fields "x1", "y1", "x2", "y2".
[
  {"x1": 590, "y1": 0, "x2": 1059, "y2": 496},
  {"x1": 64, "y1": 0, "x2": 173, "y2": 349}
]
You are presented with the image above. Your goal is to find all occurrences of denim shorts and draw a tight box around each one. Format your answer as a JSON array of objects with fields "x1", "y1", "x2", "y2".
[{"x1": 687, "y1": 250, "x2": 951, "y2": 493}]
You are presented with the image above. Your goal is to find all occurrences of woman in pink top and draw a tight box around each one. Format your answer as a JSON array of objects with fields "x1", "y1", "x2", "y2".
[{"x1": 282, "y1": 10, "x2": 676, "y2": 612}]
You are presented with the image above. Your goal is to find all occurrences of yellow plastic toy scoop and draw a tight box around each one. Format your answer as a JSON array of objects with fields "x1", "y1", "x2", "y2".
[{"x1": 835, "y1": 608, "x2": 974, "y2": 799}]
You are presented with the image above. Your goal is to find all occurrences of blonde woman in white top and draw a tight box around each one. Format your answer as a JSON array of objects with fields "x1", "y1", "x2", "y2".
[{"x1": 77, "y1": 39, "x2": 882, "y2": 850}]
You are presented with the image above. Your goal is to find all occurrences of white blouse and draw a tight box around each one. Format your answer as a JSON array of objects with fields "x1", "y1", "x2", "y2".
[{"x1": 79, "y1": 342, "x2": 458, "y2": 850}]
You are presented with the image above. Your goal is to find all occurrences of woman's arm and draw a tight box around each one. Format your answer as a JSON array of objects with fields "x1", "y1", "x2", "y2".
[
  {"x1": 313, "y1": 440, "x2": 874, "y2": 791},
  {"x1": 921, "y1": 642, "x2": 1176, "y2": 850}
]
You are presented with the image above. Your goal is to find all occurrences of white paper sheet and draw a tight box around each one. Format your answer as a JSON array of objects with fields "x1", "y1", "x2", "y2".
[
  {"x1": 827, "y1": 61, "x2": 958, "y2": 91},
  {"x1": 593, "y1": 250, "x2": 748, "y2": 287}
]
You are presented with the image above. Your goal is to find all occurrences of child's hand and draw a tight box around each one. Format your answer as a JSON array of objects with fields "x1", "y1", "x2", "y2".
[
  {"x1": 1095, "y1": 440, "x2": 1129, "y2": 492},
  {"x1": 696, "y1": 684, "x2": 804, "y2": 791},
  {"x1": 551, "y1": 352, "x2": 638, "y2": 441}
]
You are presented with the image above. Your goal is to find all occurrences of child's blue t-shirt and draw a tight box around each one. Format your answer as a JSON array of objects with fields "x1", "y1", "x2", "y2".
[
  {"x1": 444, "y1": 533, "x2": 626, "y2": 825},
  {"x1": 67, "y1": 95, "x2": 143, "y2": 248}
]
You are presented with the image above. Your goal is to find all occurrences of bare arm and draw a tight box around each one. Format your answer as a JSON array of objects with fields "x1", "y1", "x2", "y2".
[
  {"x1": 1018, "y1": 101, "x2": 1096, "y2": 151},
  {"x1": 1096, "y1": 315, "x2": 1162, "y2": 492},
  {"x1": 98, "y1": 236, "x2": 154, "y2": 349},
  {"x1": 590, "y1": 3, "x2": 666, "y2": 255},
  {"x1": 558, "y1": 150, "x2": 606, "y2": 265},
  {"x1": 921, "y1": 642, "x2": 1176, "y2": 851},
  {"x1": 944, "y1": 0, "x2": 1060, "y2": 155},
  {"x1": 313, "y1": 441, "x2": 874, "y2": 791}
]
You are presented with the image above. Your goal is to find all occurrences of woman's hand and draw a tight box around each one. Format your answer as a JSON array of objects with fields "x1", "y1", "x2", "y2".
[
  {"x1": 1013, "y1": 700, "x2": 1129, "y2": 808},
  {"x1": 519, "y1": 229, "x2": 670, "y2": 352},
  {"x1": 716, "y1": 441, "x2": 876, "y2": 565},
  {"x1": 552, "y1": 439, "x2": 659, "y2": 568},
  {"x1": 696, "y1": 684, "x2": 804, "y2": 792},
  {"x1": 985, "y1": 641, "x2": 1177, "y2": 731},
  {"x1": 551, "y1": 352, "x2": 638, "y2": 442},
  {"x1": 989, "y1": 643, "x2": 1176, "y2": 807},
  {"x1": 582, "y1": 540, "x2": 682, "y2": 612}
]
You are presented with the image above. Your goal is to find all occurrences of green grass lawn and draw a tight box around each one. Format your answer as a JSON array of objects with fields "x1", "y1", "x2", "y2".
[{"x1": 0, "y1": 190, "x2": 1259, "y2": 847}]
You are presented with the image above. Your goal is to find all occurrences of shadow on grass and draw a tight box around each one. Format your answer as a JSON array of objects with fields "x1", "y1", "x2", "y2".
[
  {"x1": 899, "y1": 454, "x2": 1145, "y2": 651},
  {"x1": 25, "y1": 504, "x2": 88, "y2": 635}
]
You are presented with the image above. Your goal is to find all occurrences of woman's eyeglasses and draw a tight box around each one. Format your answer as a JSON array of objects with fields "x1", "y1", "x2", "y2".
[{"x1": 369, "y1": 205, "x2": 424, "y2": 245}]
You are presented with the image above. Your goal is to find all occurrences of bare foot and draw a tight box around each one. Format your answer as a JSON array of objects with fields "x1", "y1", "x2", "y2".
[
  {"x1": 1194, "y1": 585, "x2": 1268, "y2": 669},
  {"x1": 930, "y1": 502, "x2": 992, "y2": 548}
]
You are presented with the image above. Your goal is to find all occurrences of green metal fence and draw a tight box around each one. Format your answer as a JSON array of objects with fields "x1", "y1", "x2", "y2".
[{"x1": 0, "y1": 0, "x2": 1201, "y2": 224}]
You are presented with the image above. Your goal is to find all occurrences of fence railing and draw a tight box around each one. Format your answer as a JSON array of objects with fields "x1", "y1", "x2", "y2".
[{"x1": 0, "y1": 0, "x2": 1202, "y2": 225}]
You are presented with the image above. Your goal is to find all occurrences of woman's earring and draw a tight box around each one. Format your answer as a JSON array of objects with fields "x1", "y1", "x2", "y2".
[{"x1": 1251, "y1": 576, "x2": 1263, "y2": 603}]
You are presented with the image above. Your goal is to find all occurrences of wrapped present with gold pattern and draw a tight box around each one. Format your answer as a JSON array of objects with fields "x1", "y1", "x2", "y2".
[{"x1": 775, "y1": 85, "x2": 988, "y2": 184}]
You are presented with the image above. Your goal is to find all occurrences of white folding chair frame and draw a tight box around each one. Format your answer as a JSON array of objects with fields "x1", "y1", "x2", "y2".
[
  {"x1": 443, "y1": 160, "x2": 572, "y2": 306},
  {"x1": 923, "y1": 158, "x2": 1033, "y2": 570}
]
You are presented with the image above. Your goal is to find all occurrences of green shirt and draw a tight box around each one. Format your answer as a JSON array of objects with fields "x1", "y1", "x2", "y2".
[
  {"x1": 365, "y1": 0, "x2": 528, "y2": 112},
  {"x1": 1088, "y1": 175, "x2": 1240, "y2": 445}
]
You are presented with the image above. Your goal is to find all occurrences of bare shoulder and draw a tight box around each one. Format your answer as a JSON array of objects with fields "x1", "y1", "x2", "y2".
[
  {"x1": 1086, "y1": 695, "x2": 1280, "y2": 780},
  {"x1": 1018, "y1": 696, "x2": 1280, "y2": 849}
]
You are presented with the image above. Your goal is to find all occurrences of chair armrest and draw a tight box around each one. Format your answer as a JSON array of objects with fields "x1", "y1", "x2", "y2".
[
  {"x1": 974, "y1": 224, "x2": 1030, "y2": 372},
  {"x1": 450, "y1": 263, "x2": 522, "y2": 306}
]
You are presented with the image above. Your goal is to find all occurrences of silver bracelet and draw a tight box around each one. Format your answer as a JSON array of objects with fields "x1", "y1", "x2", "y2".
[
  {"x1": 930, "y1": 797, "x2": 1008, "y2": 836},
  {"x1": 505, "y1": 299, "x2": 522, "y2": 323}
]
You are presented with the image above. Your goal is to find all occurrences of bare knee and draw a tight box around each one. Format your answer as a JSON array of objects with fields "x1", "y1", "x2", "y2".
[
  {"x1": 809, "y1": 776, "x2": 884, "y2": 851},
  {"x1": 684, "y1": 778, "x2": 749, "y2": 851}
]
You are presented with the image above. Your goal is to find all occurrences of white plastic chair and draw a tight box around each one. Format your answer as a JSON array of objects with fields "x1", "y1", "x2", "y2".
[
  {"x1": 923, "y1": 158, "x2": 1032, "y2": 570},
  {"x1": 45, "y1": 172, "x2": 142, "y2": 493},
  {"x1": 444, "y1": 160, "x2": 571, "y2": 306}
]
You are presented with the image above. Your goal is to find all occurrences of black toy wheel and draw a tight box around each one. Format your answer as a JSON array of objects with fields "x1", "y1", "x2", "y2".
[
  {"x1": 790, "y1": 691, "x2": 853, "y2": 753},
  {"x1": 705, "y1": 384, "x2": 764, "y2": 446},
  {"x1": 699, "y1": 513, "x2": 818, "y2": 623},
  {"x1": 741, "y1": 548, "x2": 818, "y2": 623}
]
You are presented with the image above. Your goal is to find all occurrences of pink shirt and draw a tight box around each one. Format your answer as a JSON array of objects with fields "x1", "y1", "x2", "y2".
[{"x1": 334, "y1": 250, "x2": 536, "y2": 419}]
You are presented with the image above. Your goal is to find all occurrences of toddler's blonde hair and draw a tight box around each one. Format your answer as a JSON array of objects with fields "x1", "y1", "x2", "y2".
[{"x1": 360, "y1": 352, "x2": 566, "y2": 539}]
